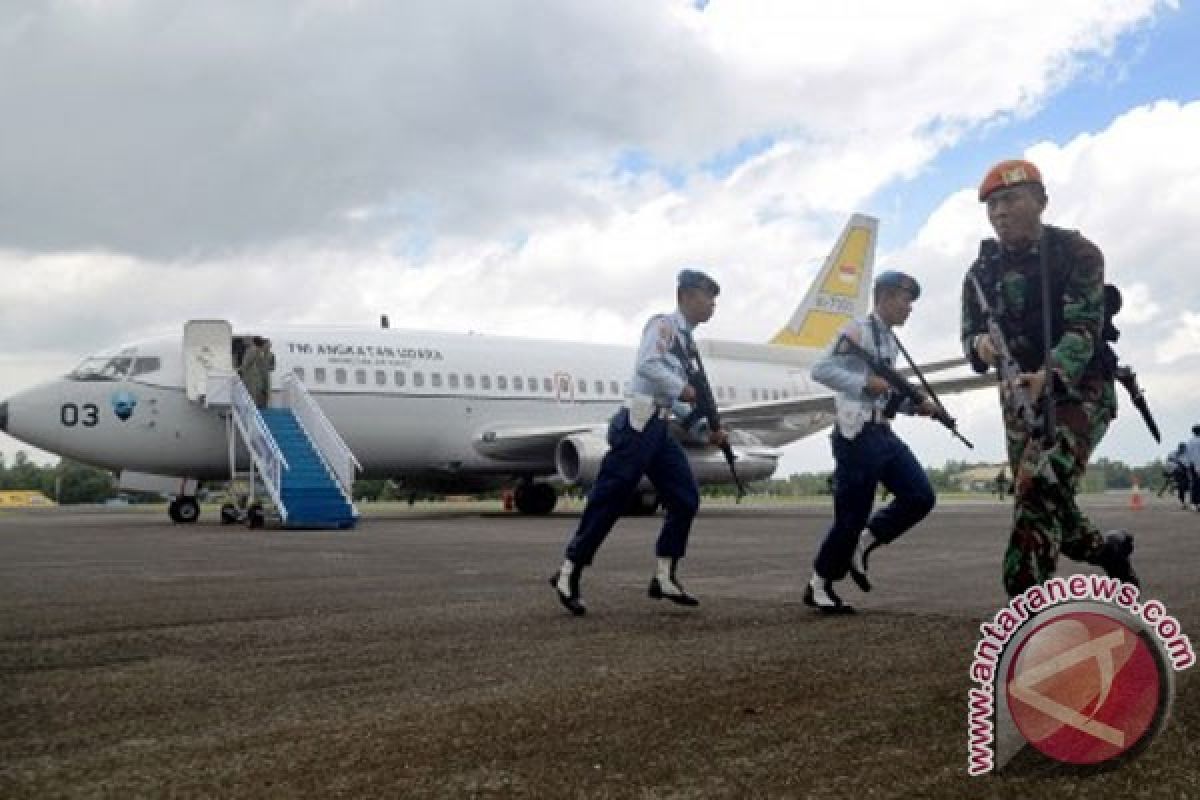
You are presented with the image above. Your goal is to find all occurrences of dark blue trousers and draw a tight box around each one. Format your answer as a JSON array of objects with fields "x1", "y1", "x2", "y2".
[
  {"x1": 814, "y1": 424, "x2": 935, "y2": 581},
  {"x1": 565, "y1": 409, "x2": 700, "y2": 566}
]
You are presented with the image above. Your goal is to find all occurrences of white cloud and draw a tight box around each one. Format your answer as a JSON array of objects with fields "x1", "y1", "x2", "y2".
[{"x1": 4, "y1": 1, "x2": 1195, "y2": 472}]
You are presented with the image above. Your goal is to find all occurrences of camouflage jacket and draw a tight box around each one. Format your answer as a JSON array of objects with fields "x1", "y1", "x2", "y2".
[{"x1": 960, "y1": 225, "x2": 1108, "y2": 399}]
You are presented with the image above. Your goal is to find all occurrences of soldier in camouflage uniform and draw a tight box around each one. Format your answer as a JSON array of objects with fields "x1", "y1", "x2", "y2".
[{"x1": 960, "y1": 159, "x2": 1138, "y2": 597}]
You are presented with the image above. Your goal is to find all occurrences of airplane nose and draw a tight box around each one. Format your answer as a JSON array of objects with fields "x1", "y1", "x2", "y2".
[{"x1": 0, "y1": 400, "x2": 7, "y2": 432}]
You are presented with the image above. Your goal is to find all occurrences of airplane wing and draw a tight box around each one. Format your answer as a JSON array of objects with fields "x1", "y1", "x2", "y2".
[
  {"x1": 897, "y1": 356, "x2": 967, "y2": 378},
  {"x1": 717, "y1": 371, "x2": 995, "y2": 442},
  {"x1": 473, "y1": 423, "x2": 603, "y2": 462}
]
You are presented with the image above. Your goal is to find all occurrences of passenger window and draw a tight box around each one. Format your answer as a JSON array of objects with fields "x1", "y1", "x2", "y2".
[
  {"x1": 622, "y1": 381, "x2": 631, "y2": 396},
  {"x1": 414, "y1": 371, "x2": 425, "y2": 387},
  {"x1": 395, "y1": 370, "x2": 406, "y2": 387},
  {"x1": 543, "y1": 377, "x2": 553, "y2": 393},
  {"x1": 751, "y1": 389, "x2": 759, "y2": 401},
  {"x1": 481, "y1": 375, "x2": 491, "y2": 390},
  {"x1": 293, "y1": 367, "x2": 305, "y2": 381},
  {"x1": 717, "y1": 385, "x2": 725, "y2": 400},
  {"x1": 594, "y1": 380, "x2": 604, "y2": 395},
  {"x1": 375, "y1": 370, "x2": 387, "y2": 386},
  {"x1": 314, "y1": 367, "x2": 326, "y2": 384},
  {"x1": 609, "y1": 380, "x2": 619, "y2": 396},
  {"x1": 335, "y1": 368, "x2": 347, "y2": 385},
  {"x1": 448, "y1": 373, "x2": 460, "y2": 389},
  {"x1": 513, "y1": 376, "x2": 523, "y2": 391},
  {"x1": 497, "y1": 375, "x2": 508, "y2": 390},
  {"x1": 772, "y1": 389, "x2": 780, "y2": 400},
  {"x1": 728, "y1": 387, "x2": 737, "y2": 400},
  {"x1": 577, "y1": 379, "x2": 587, "y2": 393},
  {"x1": 559, "y1": 377, "x2": 570, "y2": 393},
  {"x1": 431, "y1": 372, "x2": 443, "y2": 388},
  {"x1": 464, "y1": 374, "x2": 475, "y2": 390},
  {"x1": 528, "y1": 376, "x2": 537, "y2": 392},
  {"x1": 355, "y1": 369, "x2": 367, "y2": 385}
]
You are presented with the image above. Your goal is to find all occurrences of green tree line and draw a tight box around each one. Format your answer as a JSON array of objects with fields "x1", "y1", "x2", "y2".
[
  {"x1": 0, "y1": 452, "x2": 118, "y2": 504},
  {"x1": 3, "y1": 450, "x2": 1174, "y2": 504}
]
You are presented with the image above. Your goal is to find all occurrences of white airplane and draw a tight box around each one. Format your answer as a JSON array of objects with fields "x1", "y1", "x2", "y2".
[{"x1": 0, "y1": 214, "x2": 984, "y2": 524}]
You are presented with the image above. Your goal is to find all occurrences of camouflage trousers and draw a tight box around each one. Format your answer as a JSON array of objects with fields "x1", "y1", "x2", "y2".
[{"x1": 1002, "y1": 396, "x2": 1112, "y2": 597}]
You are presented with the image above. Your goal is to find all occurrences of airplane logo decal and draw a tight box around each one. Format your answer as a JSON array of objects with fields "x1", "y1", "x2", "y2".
[{"x1": 110, "y1": 391, "x2": 138, "y2": 421}]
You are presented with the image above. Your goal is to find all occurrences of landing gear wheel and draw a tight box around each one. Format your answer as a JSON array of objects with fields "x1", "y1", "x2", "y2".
[
  {"x1": 514, "y1": 482, "x2": 558, "y2": 515},
  {"x1": 219, "y1": 503, "x2": 240, "y2": 525},
  {"x1": 169, "y1": 497, "x2": 200, "y2": 524},
  {"x1": 246, "y1": 504, "x2": 265, "y2": 529}
]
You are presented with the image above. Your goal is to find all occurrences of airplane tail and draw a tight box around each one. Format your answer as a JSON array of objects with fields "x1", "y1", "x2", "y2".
[{"x1": 769, "y1": 214, "x2": 877, "y2": 348}]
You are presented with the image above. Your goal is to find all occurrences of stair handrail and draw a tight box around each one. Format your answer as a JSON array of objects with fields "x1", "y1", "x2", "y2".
[
  {"x1": 281, "y1": 373, "x2": 362, "y2": 499},
  {"x1": 229, "y1": 375, "x2": 289, "y2": 518}
]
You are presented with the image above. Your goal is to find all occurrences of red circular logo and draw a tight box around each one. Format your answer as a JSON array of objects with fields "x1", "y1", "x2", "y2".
[{"x1": 1005, "y1": 611, "x2": 1164, "y2": 765}]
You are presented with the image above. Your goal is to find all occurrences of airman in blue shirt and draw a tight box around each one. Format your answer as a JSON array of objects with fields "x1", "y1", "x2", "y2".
[
  {"x1": 552, "y1": 269, "x2": 728, "y2": 616},
  {"x1": 805, "y1": 270, "x2": 938, "y2": 613}
]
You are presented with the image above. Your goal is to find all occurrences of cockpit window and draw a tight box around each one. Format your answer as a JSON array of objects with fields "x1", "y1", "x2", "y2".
[
  {"x1": 131, "y1": 357, "x2": 161, "y2": 376},
  {"x1": 68, "y1": 351, "x2": 161, "y2": 381}
]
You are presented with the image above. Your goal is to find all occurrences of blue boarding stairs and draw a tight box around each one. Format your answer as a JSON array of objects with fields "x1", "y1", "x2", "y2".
[
  {"x1": 219, "y1": 374, "x2": 361, "y2": 530},
  {"x1": 259, "y1": 408, "x2": 357, "y2": 528}
]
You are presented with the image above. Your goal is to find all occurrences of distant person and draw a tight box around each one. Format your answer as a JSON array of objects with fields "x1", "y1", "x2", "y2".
[
  {"x1": 1164, "y1": 443, "x2": 1190, "y2": 510},
  {"x1": 550, "y1": 269, "x2": 728, "y2": 616},
  {"x1": 995, "y1": 469, "x2": 1009, "y2": 500},
  {"x1": 961, "y1": 159, "x2": 1136, "y2": 596},
  {"x1": 804, "y1": 270, "x2": 938, "y2": 613},
  {"x1": 1188, "y1": 425, "x2": 1200, "y2": 511},
  {"x1": 239, "y1": 336, "x2": 275, "y2": 409}
]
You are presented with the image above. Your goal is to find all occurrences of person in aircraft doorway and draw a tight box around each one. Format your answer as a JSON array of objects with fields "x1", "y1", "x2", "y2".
[
  {"x1": 550, "y1": 269, "x2": 729, "y2": 616},
  {"x1": 239, "y1": 336, "x2": 275, "y2": 409}
]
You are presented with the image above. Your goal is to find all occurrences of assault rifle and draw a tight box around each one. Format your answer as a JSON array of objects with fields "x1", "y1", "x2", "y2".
[
  {"x1": 673, "y1": 338, "x2": 748, "y2": 501},
  {"x1": 1114, "y1": 365, "x2": 1161, "y2": 443},
  {"x1": 833, "y1": 335, "x2": 973, "y2": 449},
  {"x1": 967, "y1": 273, "x2": 1042, "y2": 437},
  {"x1": 1102, "y1": 286, "x2": 1161, "y2": 444},
  {"x1": 1156, "y1": 468, "x2": 1182, "y2": 498}
]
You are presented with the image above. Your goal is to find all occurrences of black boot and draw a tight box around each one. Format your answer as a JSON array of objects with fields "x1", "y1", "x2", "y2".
[
  {"x1": 550, "y1": 561, "x2": 586, "y2": 616},
  {"x1": 803, "y1": 575, "x2": 855, "y2": 614},
  {"x1": 1092, "y1": 530, "x2": 1139, "y2": 589},
  {"x1": 648, "y1": 558, "x2": 699, "y2": 606},
  {"x1": 848, "y1": 531, "x2": 881, "y2": 593}
]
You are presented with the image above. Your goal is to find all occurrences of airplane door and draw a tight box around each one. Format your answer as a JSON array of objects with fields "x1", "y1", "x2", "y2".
[
  {"x1": 183, "y1": 320, "x2": 234, "y2": 402},
  {"x1": 554, "y1": 372, "x2": 574, "y2": 404}
]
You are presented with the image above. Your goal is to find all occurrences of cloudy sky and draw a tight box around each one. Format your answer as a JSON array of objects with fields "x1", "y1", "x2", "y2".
[{"x1": 2, "y1": 0, "x2": 1197, "y2": 477}]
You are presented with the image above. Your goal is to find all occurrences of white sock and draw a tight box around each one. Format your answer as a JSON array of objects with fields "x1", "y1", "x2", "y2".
[
  {"x1": 561, "y1": 558, "x2": 576, "y2": 576},
  {"x1": 656, "y1": 557, "x2": 674, "y2": 583},
  {"x1": 855, "y1": 530, "x2": 877, "y2": 564}
]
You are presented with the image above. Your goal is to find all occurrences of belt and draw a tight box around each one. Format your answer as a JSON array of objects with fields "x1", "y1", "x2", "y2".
[{"x1": 622, "y1": 402, "x2": 671, "y2": 421}]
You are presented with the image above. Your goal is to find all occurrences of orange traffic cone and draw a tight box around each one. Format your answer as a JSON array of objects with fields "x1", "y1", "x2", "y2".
[{"x1": 1129, "y1": 477, "x2": 1144, "y2": 511}]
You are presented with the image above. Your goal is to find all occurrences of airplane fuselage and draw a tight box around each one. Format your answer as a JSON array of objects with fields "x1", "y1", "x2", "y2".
[{"x1": 3, "y1": 326, "x2": 829, "y2": 482}]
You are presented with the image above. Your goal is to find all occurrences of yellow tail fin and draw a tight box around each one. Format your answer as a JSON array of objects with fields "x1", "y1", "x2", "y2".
[{"x1": 769, "y1": 214, "x2": 877, "y2": 347}]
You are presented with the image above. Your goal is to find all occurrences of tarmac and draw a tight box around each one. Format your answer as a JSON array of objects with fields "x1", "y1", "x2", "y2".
[{"x1": 1, "y1": 495, "x2": 1198, "y2": 798}]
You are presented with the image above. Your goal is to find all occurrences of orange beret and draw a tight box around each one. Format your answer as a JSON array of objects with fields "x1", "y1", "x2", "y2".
[{"x1": 978, "y1": 159, "x2": 1043, "y2": 202}]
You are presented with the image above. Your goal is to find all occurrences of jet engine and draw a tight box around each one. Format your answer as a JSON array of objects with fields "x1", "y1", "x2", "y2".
[{"x1": 555, "y1": 432, "x2": 778, "y2": 487}]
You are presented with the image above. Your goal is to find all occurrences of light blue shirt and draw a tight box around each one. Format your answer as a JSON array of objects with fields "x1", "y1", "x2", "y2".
[
  {"x1": 629, "y1": 309, "x2": 708, "y2": 440},
  {"x1": 811, "y1": 312, "x2": 913, "y2": 439}
]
